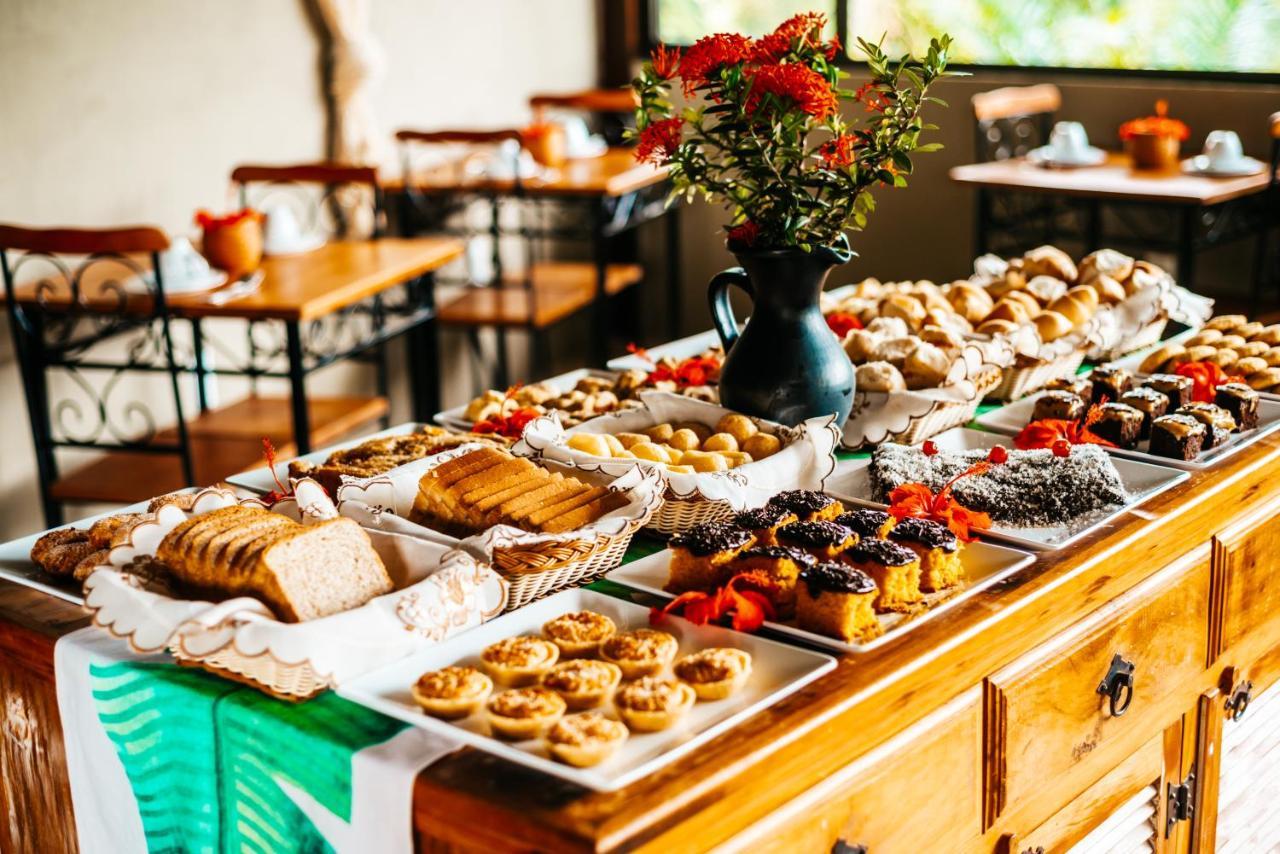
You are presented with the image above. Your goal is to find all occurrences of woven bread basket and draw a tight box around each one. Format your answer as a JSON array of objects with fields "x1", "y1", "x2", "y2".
[{"x1": 988, "y1": 350, "x2": 1086, "y2": 401}]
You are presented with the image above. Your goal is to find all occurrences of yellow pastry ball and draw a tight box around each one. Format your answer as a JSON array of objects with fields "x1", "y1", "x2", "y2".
[
  {"x1": 567, "y1": 433, "x2": 612, "y2": 457},
  {"x1": 644, "y1": 423, "x2": 675, "y2": 442},
  {"x1": 702, "y1": 432, "x2": 739, "y2": 453},
  {"x1": 675, "y1": 421, "x2": 713, "y2": 443},
  {"x1": 720, "y1": 451, "x2": 754, "y2": 468},
  {"x1": 630, "y1": 442, "x2": 670, "y2": 463},
  {"x1": 714, "y1": 414, "x2": 758, "y2": 444},
  {"x1": 666, "y1": 464, "x2": 695, "y2": 474},
  {"x1": 742, "y1": 433, "x2": 782, "y2": 460},
  {"x1": 668, "y1": 428, "x2": 702, "y2": 452},
  {"x1": 614, "y1": 432, "x2": 649, "y2": 450},
  {"x1": 680, "y1": 450, "x2": 729, "y2": 472},
  {"x1": 612, "y1": 449, "x2": 636, "y2": 459}
]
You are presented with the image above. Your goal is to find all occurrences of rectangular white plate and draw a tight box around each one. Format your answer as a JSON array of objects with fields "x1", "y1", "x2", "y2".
[
  {"x1": 606, "y1": 539, "x2": 1036, "y2": 654},
  {"x1": 433, "y1": 368, "x2": 619, "y2": 433},
  {"x1": 1105, "y1": 329, "x2": 1280, "y2": 401},
  {"x1": 337, "y1": 588, "x2": 835, "y2": 791},
  {"x1": 0, "y1": 494, "x2": 194, "y2": 604},
  {"x1": 823, "y1": 428, "x2": 1189, "y2": 551},
  {"x1": 226, "y1": 422, "x2": 428, "y2": 494},
  {"x1": 606, "y1": 329, "x2": 722, "y2": 371},
  {"x1": 976, "y1": 392, "x2": 1280, "y2": 471}
]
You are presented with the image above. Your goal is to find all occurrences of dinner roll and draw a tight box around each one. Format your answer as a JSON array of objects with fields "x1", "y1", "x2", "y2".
[
  {"x1": 1005, "y1": 290, "x2": 1042, "y2": 316},
  {"x1": 668, "y1": 428, "x2": 701, "y2": 451},
  {"x1": 856, "y1": 361, "x2": 906, "y2": 393},
  {"x1": 1022, "y1": 245, "x2": 1078, "y2": 282},
  {"x1": 865, "y1": 316, "x2": 910, "y2": 339},
  {"x1": 919, "y1": 324, "x2": 965, "y2": 350},
  {"x1": 715, "y1": 413, "x2": 758, "y2": 444},
  {"x1": 1047, "y1": 294, "x2": 1094, "y2": 327},
  {"x1": 987, "y1": 298, "x2": 1031, "y2": 325},
  {"x1": 742, "y1": 433, "x2": 782, "y2": 459},
  {"x1": 1034, "y1": 310, "x2": 1074, "y2": 343},
  {"x1": 843, "y1": 329, "x2": 878, "y2": 364},
  {"x1": 946, "y1": 283, "x2": 994, "y2": 322},
  {"x1": 702, "y1": 432, "x2": 739, "y2": 453},
  {"x1": 880, "y1": 294, "x2": 927, "y2": 330},
  {"x1": 902, "y1": 342, "x2": 951, "y2": 389},
  {"x1": 1087, "y1": 274, "x2": 1127, "y2": 304},
  {"x1": 676, "y1": 421, "x2": 713, "y2": 442},
  {"x1": 976, "y1": 318, "x2": 1020, "y2": 337},
  {"x1": 1025, "y1": 275, "x2": 1068, "y2": 306},
  {"x1": 568, "y1": 433, "x2": 613, "y2": 457},
  {"x1": 645, "y1": 423, "x2": 674, "y2": 442},
  {"x1": 1065, "y1": 285, "x2": 1099, "y2": 310},
  {"x1": 1078, "y1": 249, "x2": 1134, "y2": 285},
  {"x1": 872, "y1": 336, "x2": 918, "y2": 366}
]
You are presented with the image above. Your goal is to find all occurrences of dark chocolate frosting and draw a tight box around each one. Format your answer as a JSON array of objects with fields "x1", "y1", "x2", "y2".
[
  {"x1": 733, "y1": 505, "x2": 798, "y2": 530},
  {"x1": 768, "y1": 490, "x2": 838, "y2": 517},
  {"x1": 888, "y1": 517, "x2": 959, "y2": 552},
  {"x1": 833, "y1": 509, "x2": 892, "y2": 539},
  {"x1": 738, "y1": 545, "x2": 818, "y2": 568},
  {"x1": 845, "y1": 537, "x2": 917, "y2": 567},
  {"x1": 669, "y1": 522, "x2": 753, "y2": 556},
  {"x1": 800, "y1": 561, "x2": 877, "y2": 596},
  {"x1": 776, "y1": 520, "x2": 854, "y2": 549},
  {"x1": 1146, "y1": 373, "x2": 1193, "y2": 391}
]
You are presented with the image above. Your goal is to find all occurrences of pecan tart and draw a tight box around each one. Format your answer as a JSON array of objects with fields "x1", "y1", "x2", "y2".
[
  {"x1": 480, "y1": 636, "x2": 561, "y2": 687},
  {"x1": 411, "y1": 666, "x2": 493, "y2": 720},
  {"x1": 614, "y1": 676, "x2": 696, "y2": 732},
  {"x1": 673, "y1": 648, "x2": 753, "y2": 701},
  {"x1": 541, "y1": 660, "x2": 623, "y2": 710},
  {"x1": 545, "y1": 712, "x2": 629, "y2": 767},
  {"x1": 486, "y1": 686, "x2": 567, "y2": 740},
  {"x1": 541, "y1": 610, "x2": 617, "y2": 658},
  {"x1": 599, "y1": 628, "x2": 679, "y2": 679}
]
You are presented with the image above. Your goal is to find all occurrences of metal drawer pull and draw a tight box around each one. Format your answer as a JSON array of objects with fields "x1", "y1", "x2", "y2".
[
  {"x1": 831, "y1": 841, "x2": 867, "y2": 854},
  {"x1": 1097, "y1": 653, "x2": 1136, "y2": 717},
  {"x1": 1226, "y1": 680, "x2": 1254, "y2": 722}
]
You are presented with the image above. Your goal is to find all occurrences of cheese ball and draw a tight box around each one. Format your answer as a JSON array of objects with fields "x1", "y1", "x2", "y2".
[
  {"x1": 715, "y1": 413, "x2": 758, "y2": 444},
  {"x1": 668, "y1": 428, "x2": 702, "y2": 452},
  {"x1": 742, "y1": 433, "x2": 782, "y2": 460},
  {"x1": 702, "y1": 432, "x2": 739, "y2": 453}
]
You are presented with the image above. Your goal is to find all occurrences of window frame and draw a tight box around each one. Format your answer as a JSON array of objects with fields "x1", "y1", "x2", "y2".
[{"x1": 642, "y1": 0, "x2": 1280, "y2": 84}]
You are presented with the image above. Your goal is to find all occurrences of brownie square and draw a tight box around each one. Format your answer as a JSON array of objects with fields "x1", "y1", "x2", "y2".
[
  {"x1": 1149, "y1": 414, "x2": 1207, "y2": 461},
  {"x1": 1143, "y1": 374, "x2": 1194, "y2": 411},
  {"x1": 1090, "y1": 367, "x2": 1133, "y2": 406},
  {"x1": 1089, "y1": 402, "x2": 1144, "y2": 449},
  {"x1": 1214, "y1": 383, "x2": 1259, "y2": 431},
  {"x1": 1032, "y1": 390, "x2": 1086, "y2": 423},
  {"x1": 1119, "y1": 388, "x2": 1170, "y2": 440}
]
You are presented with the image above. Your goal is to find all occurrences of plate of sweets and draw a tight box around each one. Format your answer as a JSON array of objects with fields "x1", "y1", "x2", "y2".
[
  {"x1": 1110, "y1": 316, "x2": 1280, "y2": 399},
  {"x1": 976, "y1": 366, "x2": 1280, "y2": 472},
  {"x1": 337, "y1": 587, "x2": 835, "y2": 791},
  {"x1": 824, "y1": 428, "x2": 1188, "y2": 551},
  {"x1": 607, "y1": 487, "x2": 1035, "y2": 654}
]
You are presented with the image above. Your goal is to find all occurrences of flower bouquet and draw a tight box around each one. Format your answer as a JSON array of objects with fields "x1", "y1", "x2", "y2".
[{"x1": 1119, "y1": 100, "x2": 1189, "y2": 170}]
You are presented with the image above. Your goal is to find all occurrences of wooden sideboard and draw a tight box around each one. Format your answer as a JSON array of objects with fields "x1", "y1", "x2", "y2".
[{"x1": 5, "y1": 433, "x2": 1280, "y2": 852}]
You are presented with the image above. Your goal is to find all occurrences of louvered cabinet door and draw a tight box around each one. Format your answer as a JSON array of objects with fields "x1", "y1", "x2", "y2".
[{"x1": 1214, "y1": 678, "x2": 1280, "y2": 853}]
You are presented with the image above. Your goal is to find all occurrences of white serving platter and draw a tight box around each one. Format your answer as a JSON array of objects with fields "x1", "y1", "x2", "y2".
[
  {"x1": 226, "y1": 421, "x2": 428, "y2": 494},
  {"x1": 823, "y1": 428, "x2": 1189, "y2": 551},
  {"x1": 0, "y1": 493, "x2": 194, "y2": 605},
  {"x1": 337, "y1": 587, "x2": 835, "y2": 791},
  {"x1": 606, "y1": 329, "x2": 723, "y2": 372},
  {"x1": 434, "y1": 367, "x2": 619, "y2": 433},
  {"x1": 606, "y1": 539, "x2": 1036, "y2": 655},
  {"x1": 976, "y1": 391, "x2": 1280, "y2": 472},
  {"x1": 1105, "y1": 328, "x2": 1280, "y2": 402}
]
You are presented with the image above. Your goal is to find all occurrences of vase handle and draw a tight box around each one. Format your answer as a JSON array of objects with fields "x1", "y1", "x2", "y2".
[{"x1": 707, "y1": 267, "x2": 753, "y2": 352}]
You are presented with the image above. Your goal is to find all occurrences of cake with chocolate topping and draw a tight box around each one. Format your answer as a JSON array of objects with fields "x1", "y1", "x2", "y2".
[
  {"x1": 729, "y1": 545, "x2": 817, "y2": 617},
  {"x1": 732, "y1": 505, "x2": 799, "y2": 546},
  {"x1": 1214, "y1": 383, "x2": 1259, "y2": 432},
  {"x1": 767, "y1": 490, "x2": 844, "y2": 522},
  {"x1": 842, "y1": 538, "x2": 922, "y2": 613},
  {"x1": 1143, "y1": 374, "x2": 1194, "y2": 411},
  {"x1": 1033, "y1": 390, "x2": 1086, "y2": 423},
  {"x1": 776, "y1": 520, "x2": 856, "y2": 561},
  {"x1": 1119, "y1": 387, "x2": 1169, "y2": 439},
  {"x1": 833, "y1": 509, "x2": 895, "y2": 540},
  {"x1": 1090, "y1": 402, "x2": 1144, "y2": 449},
  {"x1": 795, "y1": 561, "x2": 882, "y2": 643},
  {"x1": 1148, "y1": 414, "x2": 1207, "y2": 461},
  {"x1": 887, "y1": 517, "x2": 964, "y2": 592},
  {"x1": 1044, "y1": 376, "x2": 1093, "y2": 400},
  {"x1": 869, "y1": 443, "x2": 1129, "y2": 528},
  {"x1": 1089, "y1": 366, "x2": 1133, "y2": 405},
  {"x1": 1177, "y1": 402, "x2": 1236, "y2": 449},
  {"x1": 666, "y1": 522, "x2": 754, "y2": 593}
]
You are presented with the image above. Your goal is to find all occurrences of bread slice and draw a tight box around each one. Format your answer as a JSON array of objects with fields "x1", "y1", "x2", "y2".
[
  {"x1": 189, "y1": 507, "x2": 260, "y2": 577},
  {"x1": 474, "y1": 473, "x2": 562, "y2": 515},
  {"x1": 497, "y1": 480, "x2": 588, "y2": 523},
  {"x1": 207, "y1": 514, "x2": 293, "y2": 582},
  {"x1": 452, "y1": 459, "x2": 537, "y2": 498},
  {"x1": 524, "y1": 487, "x2": 609, "y2": 528},
  {"x1": 247, "y1": 518, "x2": 392, "y2": 621},
  {"x1": 540, "y1": 492, "x2": 630, "y2": 534}
]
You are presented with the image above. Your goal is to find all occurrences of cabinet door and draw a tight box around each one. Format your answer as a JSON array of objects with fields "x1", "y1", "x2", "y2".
[
  {"x1": 1211, "y1": 500, "x2": 1280, "y2": 665},
  {"x1": 985, "y1": 548, "x2": 1210, "y2": 831},
  {"x1": 713, "y1": 688, "x2": 982, "y2": 853}
]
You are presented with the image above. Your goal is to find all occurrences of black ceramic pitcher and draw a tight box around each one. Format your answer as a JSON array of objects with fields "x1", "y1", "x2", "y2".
[{"x1": 707, "y1": 239, "x2": 855, "y2": 426}]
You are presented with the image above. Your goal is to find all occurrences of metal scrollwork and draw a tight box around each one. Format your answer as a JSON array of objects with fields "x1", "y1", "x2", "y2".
[
  {"x1": 10, "y1": 251, "x2": 150, "y2": 352},
  {"x1": 51, "y1": 364, "x2": 160, "y2": 447}
]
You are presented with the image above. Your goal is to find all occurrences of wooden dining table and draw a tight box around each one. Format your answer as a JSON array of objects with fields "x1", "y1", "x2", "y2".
[{"x1": 949, "y1": 152, "x2": 1277, "y2": 290}]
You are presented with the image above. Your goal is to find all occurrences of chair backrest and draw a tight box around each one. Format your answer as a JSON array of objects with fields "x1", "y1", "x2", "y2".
[
  {"x1": 972, "y1": 83, "x2": 1062, "y2": 162},
  {"x1": 1270, "y1": 111, "x2": 1280, "y2": 190},
  {"x1": 530, "y1": 88, "x2": 637, "y2": 146},
  {"x1": 230, "y1": 161, "x2": 383, "y2": 239},
  {"x1": 394, "y1": 129, "x2": 528, "y2": 194}
]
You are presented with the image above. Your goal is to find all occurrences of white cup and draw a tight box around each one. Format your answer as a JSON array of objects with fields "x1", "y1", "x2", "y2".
[
  {"x1": 556, "y1": 114, "x2": 592, "y2": 156},
  {"x1": 157, "y1": 237, "x2": 211, "y2": 286},
  {"x1": 1049, "y1": 121, "x2": 1090, "y2": 162},
  {"x1": 1203, "y1": 130, "x2": 1245, "y2": 170},
  {"x1": 263, "y1": 204, "x2": 310, "y2": 254}
]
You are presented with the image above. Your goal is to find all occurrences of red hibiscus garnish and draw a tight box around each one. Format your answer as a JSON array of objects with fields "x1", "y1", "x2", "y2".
[
  {"x1": 887, "y1": 456, "x2": 1000, "y2": 542},
  {"x1": 1174, "y1": 361, "x2": 1245, "y2": 404},
  {"x1": 1014, "y1": 401, "x2": 1117, "y2": 451},
  {"x1": 922, "y1": 440, "x2": 938, "y2": 456},
  {"x1": 261, "y1": 437, "x2": 293, "y2": 504},
  {"x1": 651, "y1": 571, "x2": 778, "y2": 633},
  {"x1": 472, "y1": 384, "x2": 540, "y2": 439},
  {"x1": 825, "y1": 310, "x2": 863, "y2": 338}
]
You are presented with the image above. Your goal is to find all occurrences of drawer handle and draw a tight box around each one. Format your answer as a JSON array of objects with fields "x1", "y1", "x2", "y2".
[
  {"x1": 1097, "y1": 653, "x2": 1136, "y2": 717},
  {"x1": 831, "y1": 841, "x2": 868, "y2": 854},
  {"x1": 1226, "y1": 680, "x2": 1254, "y2": 722}
]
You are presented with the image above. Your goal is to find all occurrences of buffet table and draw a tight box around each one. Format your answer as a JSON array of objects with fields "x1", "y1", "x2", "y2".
[{"x1": 3, "y1": 424, "x2": 1279, "y2": 851}]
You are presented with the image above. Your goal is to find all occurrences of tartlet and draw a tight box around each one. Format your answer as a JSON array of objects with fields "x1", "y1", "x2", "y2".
[
  {"x1": 480, "y1": 636, "x2": 561, "y2": 686},
  {"x1": 486, "y1": 686, "x2": 567, "y2": 740},
  {"x1": 542, "y1": 610, "x2": 617, "y2": 658},
  {"x1": 545, "y1": 712, "x2": 629, "y2": 767},
  {"x1": 673, "y1": 648, "x2": 753, "y2": 701},
  {"x1": 614, "y1": 676, "x2": 696, "y2": 732},
  {"x1": 411, "y1": 666, "x2": 493, "y2": 719},
  {"x1": 599, "y1": 628, "x2": 679, "y2": 679},
  {"x1": 541, "y1": 659, "x2": 623, "y2": 710}
]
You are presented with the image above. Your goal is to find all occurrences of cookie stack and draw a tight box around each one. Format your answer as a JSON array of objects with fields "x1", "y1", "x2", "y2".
[{"x1": 1139, "y1": 315, "x2": 1280, "y2": 393}]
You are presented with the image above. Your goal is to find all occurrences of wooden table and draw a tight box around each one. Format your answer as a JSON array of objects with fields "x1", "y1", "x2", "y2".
[
  {"x1": 950, "y1": 152, "x2": 1276, "y2": 289},
  {"x1": 388, "y1": 148, "x2": 679, "y2": 366},
  {"x1": 6, "y1": 427, "x2": 1280, "y2": 850}
]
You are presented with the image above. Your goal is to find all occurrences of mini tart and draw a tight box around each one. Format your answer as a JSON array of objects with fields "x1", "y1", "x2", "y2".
[
  {"x1": 542, "y1": 610, "x2": 617, "y2": 658},
  {"x1": 480, "y1": 636, "x2": 561, "y2": 687},
  {"x1": 411, "y1": 666, "x2": 493, "y2": 719},
  {"x1": 673, "y1": 648, "x2": 752, "y2": 701},
  {"x1": 545, "y1": 712, "x2": 629, "y2": 767},
  {"x1": 599, "y1": 628, "x2": 679, "y2": 679},
  {"x1": 486, "y1": 686, "x2": 567, "y2": 740},
  {"x1": 614, "y1": 677, "x2": 696, "y2": 732},
  {"x1": 541, "y1": 659, "x2": 623, "y2": 710}
]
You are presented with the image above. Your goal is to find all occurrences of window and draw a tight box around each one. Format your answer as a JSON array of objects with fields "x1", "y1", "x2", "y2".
[{"x1": 654, "y1": 0, "x2": 837, "y2": 44}]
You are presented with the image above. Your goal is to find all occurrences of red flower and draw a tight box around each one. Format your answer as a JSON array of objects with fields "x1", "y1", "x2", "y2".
[
  {"x1": 471, "y1": 383, "x2": 539, "y2": 438},
  {"x1": 887, "y1": 457, "x2": 998, "y2": 541},
  {"x1": 825, "y1": 35, "x2": 842, "y2": 60},
  {"x1": 679, "y1": 33, "x2": 755, "y2": 96},
  {"x1": 1013, "y1": 402, "x2": 1117, "y2": 451},
  {"x1": 825, "y1": 310, "x2": 863, "y2": 338},
  {"x1": 261, "y1": 436, "x2": 293, "y2": 503},
  {"x1": 818, "y1": 134, "x2": 858, "y2": 169},
  {"x1": 746, "y1": 63, "x2": 838, "y2": 120},
  {"x1": 648, "y1": 354, "x2": 722, "y2": 389},
  {"x1": 752, "y1": 11, "x2": 828, "y2": 61},
  {"x1": 1174, "y1": 361, "x2": 1244, "y2": 403},
  {"x1": 650, "y1": 43, "x2": 680, "y2": 80},
  {"x1": 635, "y1": 117, "x2": 683, "y2": 165},
  {"x1": 651, "y1": 571, "x2": 778, "y2": 633},
  {"x1": 727, "y1": 219, "x2": 760, "y2": 247}
]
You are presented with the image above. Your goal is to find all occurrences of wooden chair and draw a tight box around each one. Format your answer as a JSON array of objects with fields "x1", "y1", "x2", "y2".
[
  {"x1": 0, "y1": 224, "x2": 194, "y2": 525},
  {"x1": 529, "y1": 88, "x2": 638, "y2": 146},
  {"x1": 395, "y1": 129, "x2": 643, "y2": 386},
  {"x1": 971, "y1": 84, "x2": 1064, "y2": 255}
]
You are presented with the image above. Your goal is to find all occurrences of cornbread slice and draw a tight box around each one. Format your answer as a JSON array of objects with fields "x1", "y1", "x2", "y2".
[
  {"x1": 887, "y1": 517, "x2": 964, "y2": 592},
  {"x1": 796, "y1": 562, "x2": 882, "y2": 643},
  {"x1": 666, "y1": 523, "x2": 755, "y2": 593},
  {"x1": 842, "y1": 538, "x2": 923, "y2": 613}
]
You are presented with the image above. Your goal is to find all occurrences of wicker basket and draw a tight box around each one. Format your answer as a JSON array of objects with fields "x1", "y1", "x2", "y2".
[
  {"x1": 988, "y1": 350, "x2": 1086, "y2": 401},
  {"x1": 172, "y1": 646, "x2": 329, "y2": 702},
  {"x1": 1089, "y1": 318, "x2": 1169, "y2": 362}
]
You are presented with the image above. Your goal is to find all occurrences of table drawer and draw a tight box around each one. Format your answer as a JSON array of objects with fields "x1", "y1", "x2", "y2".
[
  {"x1": 1212, "y1": 500, "x2": 1280, "y2": 664},
  {"x1": 985, "y1": 548, "x2": 1209, "y2": 829}
]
